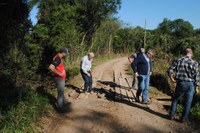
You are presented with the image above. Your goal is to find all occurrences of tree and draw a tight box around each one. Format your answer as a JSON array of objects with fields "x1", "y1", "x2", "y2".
[
  {"x1": 92, "y1": 18, "x2": 120, "y2": 55},
  {"x1": 171, "y1": 19, "x2": 194, "y2": 39},
  {"x1": 113, "y1": 26, "x2": 144, "y2": 53},
  {"x1": 157, "y1": 18, "x2": 172, "y2": 35},
  {"x1": 0, "y1": 0, "x2": 31, "y2": 83},
  {"x1": 75, "y1": 0, "x2": 121, "y2": 43}
]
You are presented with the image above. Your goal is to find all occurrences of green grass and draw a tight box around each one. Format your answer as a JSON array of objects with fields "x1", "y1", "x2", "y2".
[{"x1": 0, "y1": 85, "x2": 51, "y2": 132}]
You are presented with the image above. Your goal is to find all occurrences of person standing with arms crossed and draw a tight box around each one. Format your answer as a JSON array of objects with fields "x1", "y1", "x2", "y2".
[
  {"x1": 80, "y1": 52, "x2": 94, "y2": 94},
  {"x1": 168, "y1": 48, "x2": 199, "y2": 123},
  {"x1": 49, "y1": 48, "x2": 70, "y2": 109},
  {"x1": 132, "y1": 48, "x2": 153, "y2": 104}
]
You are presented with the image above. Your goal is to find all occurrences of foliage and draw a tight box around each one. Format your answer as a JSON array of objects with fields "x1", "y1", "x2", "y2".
[
  {"x1": 191, "y1": 101, "x2": 200, "y2": 120},
  {"x1": 75, "y1": 0, "x2": 121, "y2": 42},
  {"x1": 0, "y1": 85, "x2": 50, "y2": 132}
]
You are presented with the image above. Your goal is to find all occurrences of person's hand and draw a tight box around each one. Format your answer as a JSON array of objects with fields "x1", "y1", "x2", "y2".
[
  {"x1": 87, "y1": 73, "x2": 91, "y2": 77},
  {"x1": 135, "y1": 72, "x2": 139, "y2": 77},
  {"x1": 170, "y1": 76, "x2": 177, "y2": 83},
  {"x1": 59, "y1": 71, "x2": 65, "y2": 77},
  {"x1": 149, "y1": 72, "x2": 152, "y2": 76},
  {"x1": 195, "y1": 86, "x2": 199, "y2": 94}
]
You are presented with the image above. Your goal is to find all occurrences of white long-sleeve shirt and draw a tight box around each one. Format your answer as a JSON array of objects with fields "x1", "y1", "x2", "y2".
[{"x1": 81, "y1": 55, "x2": 92, "y2": 73}]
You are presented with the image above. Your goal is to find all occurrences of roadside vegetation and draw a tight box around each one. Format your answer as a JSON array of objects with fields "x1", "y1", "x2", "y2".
[{"x1": 1, "y1": 0, "x2": 200, "y2": 132}]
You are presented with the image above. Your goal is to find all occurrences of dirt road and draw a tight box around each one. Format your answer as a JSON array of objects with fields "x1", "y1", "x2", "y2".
[{"x1": 45, "y1": 57, "x2": 194, "y2": 133}]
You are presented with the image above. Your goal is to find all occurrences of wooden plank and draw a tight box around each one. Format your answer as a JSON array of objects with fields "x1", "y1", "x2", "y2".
[
  {"x1": 130, "y1": 89, "x2": 137, "y2": 102},
  {"x1": 157, "y1": 100, "x2": 171, "y2": 106},
  {"x1": 126, "y1": 89, "x2": 134, "y2": 102},
  {"x1": 157, "y1": 96, "x2": 172, "y2": 100}
]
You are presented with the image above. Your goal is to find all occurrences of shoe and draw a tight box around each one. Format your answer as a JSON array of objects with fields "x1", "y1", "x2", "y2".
[
  {"x1": 135, "y1": 95, "x2": 140, "y2": 103},
  {"x1": 180, "y1": 118, "x2": 188, "y2": 123},
  {"x1": 168, "y1": 115, "x2": 175, "y2": 120},
  {"x1": 55, "y1": 102, "x2": 63, "y2": 109},
  {"x1": 88, "y1": 91, "x2": 93, "y2": 94},
  {"x1": 63, "y1": 101, "x2": 71, "y2": 106}
]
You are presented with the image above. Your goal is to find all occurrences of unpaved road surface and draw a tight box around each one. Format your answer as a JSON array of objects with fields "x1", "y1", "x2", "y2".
[{"x1": 45, "y1": 57, "x2": 197, "y2": 133}]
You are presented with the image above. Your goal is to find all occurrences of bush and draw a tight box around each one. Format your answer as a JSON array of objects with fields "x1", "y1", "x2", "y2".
[
  {"x1": 191, "y1": 103, "x2": 200, "y2": 120},
  {"x1": 191, "y1": 94, "x2": 200, "y2": 120},
  {"x1": 0, "y1": 85, "x2": 50, "y2": 132},
  {"x1": 66, "y1": 67, "x2": 80, "y2": 80}
]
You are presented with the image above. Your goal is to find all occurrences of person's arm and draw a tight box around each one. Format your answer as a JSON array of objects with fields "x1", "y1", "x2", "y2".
[
  {"x1": 49, "y1": 65, "x2": 64, "y2": 76},
  {"x1": 132, "y1": 56, "x2": 140, "y2": 76},
  {"x1": 192, "y1": 62, "x2": 200, "y2": 94},
  {"x1": 49, "y1": 57, "x2": 64, "y2": 76},
  {"x1": 128, "y1": 56, "x2": 134, "y2": 63},
  {"x1": 150, "y1": 60, "x2": 153, "y2": 75},
  {"x1": 168, "y1": 60, "x2": 178, "y2": 83}
]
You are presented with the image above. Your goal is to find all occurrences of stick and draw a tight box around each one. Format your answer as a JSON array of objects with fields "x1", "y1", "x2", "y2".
[{"x1": 125, "y1": 78, "x2": 136, "y2": 99}]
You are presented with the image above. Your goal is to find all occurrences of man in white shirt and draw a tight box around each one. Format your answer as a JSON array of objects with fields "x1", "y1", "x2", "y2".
[{"x1": 80, "y1": 52, "x2": 94, "y2": 93}]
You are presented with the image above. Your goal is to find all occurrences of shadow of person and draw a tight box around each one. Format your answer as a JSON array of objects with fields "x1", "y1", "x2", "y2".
[
  {"x1": 36, "y1": 86, "x2": 72, "y2": 114},
  {"x1": 92, "y1": 84, "x2": 169, "y2": 120},
  {"x1": 66, "y1": 84, "x2": 81, "y2": 93}
]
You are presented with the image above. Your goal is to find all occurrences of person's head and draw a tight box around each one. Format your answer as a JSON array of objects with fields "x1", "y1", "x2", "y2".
[
  {"x1": 146, "y1": 48, "x2": 154, "y2": 58},
  {"x1": 88, "y1": 52, "x2": 94, "y2": 60},
  {"x1": 140, "y1": 48, "x2": 145, "y2": 53},
  {"x1": 59, "y1": 48, "x2": 69, "y2": 58},
  {"x1": 185, "y1": 48, "x2": 193, "y2": 58}
]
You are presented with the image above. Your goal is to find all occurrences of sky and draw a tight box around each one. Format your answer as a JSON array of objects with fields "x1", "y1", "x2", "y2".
[
  {"x1": 29, "y1": 5, "x2": 38, "y2": 25},
  {"x1": 30, "y1": 0, "x2": 200, "y2": 29}
]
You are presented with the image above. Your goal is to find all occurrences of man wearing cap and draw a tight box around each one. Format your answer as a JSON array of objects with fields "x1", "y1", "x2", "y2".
[
  {"x1": 49, "y1": 48, "x2": 69, "y2": 108},
  {"x1": 128, "y1": 48, "x2": 145, "y2": 89},
  {"x1": 80, "y1": 52, "x2": 94, "y2": 93},
  {"x1": 132, "y1": 48, "x2": 153, "y2": 104}
]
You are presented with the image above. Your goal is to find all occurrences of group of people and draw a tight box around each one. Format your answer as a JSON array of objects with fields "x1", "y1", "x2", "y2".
[
  {"x1": 49, "y1": 47, "x2": 199, "y2": 123},
  {"x1": 49, "y1": 49, "x2": 94, "y2": 109}
]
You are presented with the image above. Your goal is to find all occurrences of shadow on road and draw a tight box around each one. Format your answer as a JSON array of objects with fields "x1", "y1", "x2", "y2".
[
  {"x1": 66, "y1": 84, "x2": 82, "y2": 93},
  {"x1": 65, "y1": 80, "x2": 168, "y2": 120},
  {"x1": 71, "y1": 110, "x2": 163, "y2": 133},
  {"x1": 36, "y1": 86, "x2": 72, "y2": 114},
  {"x1": 94, "y1": 80, "x2": 169, "y2": 120}
]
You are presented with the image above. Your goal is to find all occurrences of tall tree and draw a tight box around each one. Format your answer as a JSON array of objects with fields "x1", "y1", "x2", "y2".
[{"x1": 75, "y1": 0, "x2": 121, "y2": 43}]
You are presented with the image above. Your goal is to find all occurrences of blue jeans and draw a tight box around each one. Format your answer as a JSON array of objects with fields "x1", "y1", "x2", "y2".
[
  {"x1": 81, "y1": 70, "x2": 93, "y2": 92},
  {"x1": 169, "y1": 81, "x2": 195, "y2": 120},
  {"x1": 55, "y1": 78, "x2": 66, "y2": 108},
  {"x1": 136, "y1": 75, "x2": 150, "y2": 103}
]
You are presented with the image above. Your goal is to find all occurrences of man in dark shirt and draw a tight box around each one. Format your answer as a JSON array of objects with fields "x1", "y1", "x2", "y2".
[
  {"x1": 132, "y1": 48, "x2": 153, "y2": 104},
  {"x1": 128, "y1": 48, "x2": 145, "y2": 89},
  {"x1": 168, "y1": 48, "x2": 199, "y2": 122},
  {"x1": 49, "y1": 48, "x2": 69, "y2": 109}
]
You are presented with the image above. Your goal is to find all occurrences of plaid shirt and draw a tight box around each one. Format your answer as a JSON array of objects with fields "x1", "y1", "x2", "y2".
[{"x1": 168, "y1": 56, "x2": 200, "y2": 86}]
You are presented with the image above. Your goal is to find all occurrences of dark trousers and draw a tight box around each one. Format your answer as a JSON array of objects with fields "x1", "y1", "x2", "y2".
[
  {"x1": 81, "y1": 70, "x2": 93, "y2": 92},
  {"x1": 169, "y1": 81, "x2": 195, "y2": 120},
  {"x1": 54, "y1": 78, "x2": 67, "y2": 108}
]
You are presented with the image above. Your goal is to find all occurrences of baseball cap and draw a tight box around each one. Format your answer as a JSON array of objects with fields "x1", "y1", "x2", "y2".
[{"x1": 60, "y1": 48, "x2": 69, "y2": 55}]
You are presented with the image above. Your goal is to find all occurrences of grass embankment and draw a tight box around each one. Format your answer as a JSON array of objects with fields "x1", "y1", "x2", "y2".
[{"x1": 0, "y1": 54, "x2": 125, "y2": 132}]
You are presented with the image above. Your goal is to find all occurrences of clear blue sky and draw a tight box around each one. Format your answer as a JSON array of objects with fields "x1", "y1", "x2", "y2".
[
  {"x1": 30, "y1": 0, "x2": 200, "y2": 29},
  {"x1": 116, "y1": 0, "x2": 200, "y2": 29}
]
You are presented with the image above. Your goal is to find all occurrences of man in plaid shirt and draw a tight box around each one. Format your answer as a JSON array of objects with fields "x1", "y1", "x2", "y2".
[{"x1": 168, "y1": 48, "x2": 199, "y2": 123}]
